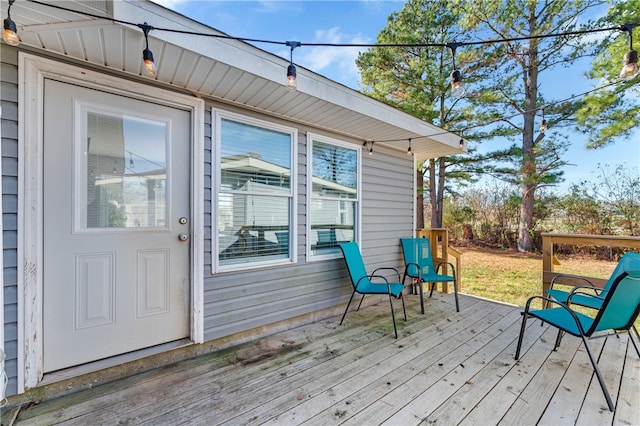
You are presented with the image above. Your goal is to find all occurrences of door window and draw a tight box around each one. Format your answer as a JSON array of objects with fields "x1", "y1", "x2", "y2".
[{"x1": 78, "y1": 109, "x2": 169, "y2": 230}]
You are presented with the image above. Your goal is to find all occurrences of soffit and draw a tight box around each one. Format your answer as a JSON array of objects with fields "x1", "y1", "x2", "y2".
[{"x1": 5, "y1": 0, "x2": 464, "y2": 161}]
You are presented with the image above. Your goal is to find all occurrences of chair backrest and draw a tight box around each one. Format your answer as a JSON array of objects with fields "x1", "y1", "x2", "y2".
[
  {"x1": 339, "y1": 242, "x2": 369, "y2": 289},
  {"x1": 400, "y1": 238, "x2": 435, "y2": 277},
  {"x1": 590, "y1": 270, "x2": 640, "y2": 335},
  {"x1": 603, "y1": 252, "x2": 640, "y2": 291}
]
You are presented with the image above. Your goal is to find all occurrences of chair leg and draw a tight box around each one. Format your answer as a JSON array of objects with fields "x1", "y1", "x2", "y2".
[
  {"x1": 515, "y1": 312, "x2": 529, "y2": 360},
  {"x1": 630, "y1": 325, "x2": 640, "y2": 358},
  {"x1": 453, "y1": 278, "x2": 460, "y2": 312},
  {"x1": 401, "y1": 272, "x2": 409, "y2": 293},
  {"x1": 581, "y1": 335, "x2": 615, "y2": 412},
  {"x1": 400, "y1": 293, "x2": 407, "y2": 321},
  {"x1": 554, "y1": 329, "x2": 564, "y2": 351},
  {"x1": 356, "y1": 293, "x2": 366, "y2": 311},
  {"x1": 418, "y1": 281, "x2": 425, "y2": 314},
  {"x1": 340, "y1": 290, "x2": 357, "y2": 326},
  {"x1": 387, "y1": 293, "x2": 398, "y2": 339}
]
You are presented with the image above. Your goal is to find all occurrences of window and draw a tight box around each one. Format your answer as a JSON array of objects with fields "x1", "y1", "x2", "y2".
[
  {"x1": 214, "y1": 111, "x2": 296, "y2": 270},
  {"x1": 79, "y1": 109, "x2": 168, "y2": 231},
  {"x1": 308, "y1": 134, "x2": 360, "y2": 258}
]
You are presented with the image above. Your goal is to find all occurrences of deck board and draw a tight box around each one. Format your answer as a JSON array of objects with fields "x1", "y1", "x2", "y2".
[{"x1": 6, "y1": 292, "x2": 639, "y2": 426}]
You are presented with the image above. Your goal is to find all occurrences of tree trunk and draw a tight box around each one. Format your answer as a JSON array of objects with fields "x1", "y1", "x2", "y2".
[
  {"x1": 517, "y1": 20, "x2": 540, "y2": 252},
  {"x1": 518, "y1": 183, "x2": 535, "y2": 251}
]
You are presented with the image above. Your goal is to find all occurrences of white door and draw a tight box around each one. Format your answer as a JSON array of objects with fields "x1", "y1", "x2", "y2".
[{"x1": 43, "y1": 79, "x2": 191, "y2": 372}]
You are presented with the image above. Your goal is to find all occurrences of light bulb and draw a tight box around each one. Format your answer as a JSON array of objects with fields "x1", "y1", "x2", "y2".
[
  {"x1": 3, "y1": 18, "x2": 19, "y2": 46},
  {"x1": 539, "y1": 119, "x2": 547, "y2": 133},
  {"x1": 143, "y1": 49, "x2": 156, "y2": 77},
  {"x1": 620, "y1": 50, "x2": 638, "y2": 80},
  {"x1": 286, "y1": 64, "x2": 297, "y2": 90}
]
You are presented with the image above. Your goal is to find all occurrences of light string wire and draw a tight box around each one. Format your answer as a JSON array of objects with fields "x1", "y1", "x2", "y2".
[
  {"x1": 23, "y1": 0, "x2": 637, "y2": 52},
  {"x1": 367, "y1": 78, "x2": 628, "y2": 145},
  {"x1": 19, "y1": 0, "x2": 639, "y2": 147}
]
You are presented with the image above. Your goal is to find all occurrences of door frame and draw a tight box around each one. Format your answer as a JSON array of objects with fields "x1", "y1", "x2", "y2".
[{"x1": 18, "y1": 53, "x2": 205, "y2": 392}]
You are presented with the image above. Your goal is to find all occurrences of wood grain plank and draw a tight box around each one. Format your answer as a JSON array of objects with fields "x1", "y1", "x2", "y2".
[
  {"x1": 408, "y1": 314, "x2": 549, "y2": 425},
  {"x1": 367, "y1": 309, "x2": 524, "y2": 426},
  {"x1": 536, "y1": 336, "x2": 605, "y2": 425},
  {"x1": 575, "y1": 334, "x2": 626, "y2": 423},
  {"x1": 9, "y1": 294, "x2": 636, "y2": 426},
  {"x1": 613, "y1": 334, "x2": 640, "y2": 425},
  {"x1": 304, "y1": 305, "x2": 518, "y2": 426},
  {"x1": 134, "y1": 294, "x2": 472, "y2": 425},
  {"x1": 456, "y1": 326, "x2": 580, "y2": 425}
]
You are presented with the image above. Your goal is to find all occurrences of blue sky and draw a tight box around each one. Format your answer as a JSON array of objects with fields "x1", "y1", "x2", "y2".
[{"x1": 156, "y1": 0, "x2": 639, "y2": 192}]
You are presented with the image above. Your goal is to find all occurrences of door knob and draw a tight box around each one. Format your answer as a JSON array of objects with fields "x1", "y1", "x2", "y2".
[{"x1": 178, "y1": 233, "x2": 189, "y2": 241}]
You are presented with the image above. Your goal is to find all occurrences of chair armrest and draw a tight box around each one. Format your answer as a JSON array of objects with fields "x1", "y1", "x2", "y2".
[
  {"x1": 435, "y1": 261, "x2": 456, "y2": 278},
  {"x1": 549, "y1": 273, "x2": 595, "y2": 290},
  {"x1": 372, "y1": 266, "x2": 401, "y2": 282},
  {"x1": 403, "y1": 262, "x2": 421, "y2": 280},
  {"x1": 524, "y1": 295, "x2": 587, "y2": 334},
  {"x1": 355, "y1": 274, "x2": 392, "y2": 294},
  {"x1": 566, "y1": 286, "x2": 606, "y2": 305}
]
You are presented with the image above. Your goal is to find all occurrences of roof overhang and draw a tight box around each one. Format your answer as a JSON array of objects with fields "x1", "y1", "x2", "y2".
[{"x1": 4, "y1": 0, "x2": 464, "y2": 162}]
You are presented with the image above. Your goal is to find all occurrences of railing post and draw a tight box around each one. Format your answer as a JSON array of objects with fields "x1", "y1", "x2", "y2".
[
  {"x1": 416, "y1": 228, "x2": 457, "y2": 293},
  {"x1": 542, "y1": 234, "x2": 554, "y2": 297},
  {"x1": 541, "y1": 233, "x2": 640, "y2": 305}
]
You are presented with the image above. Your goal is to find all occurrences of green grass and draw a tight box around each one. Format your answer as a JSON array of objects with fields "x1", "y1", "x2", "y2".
[{"x1": 458, "y1": 247, "x2": 640, "y2": 327}]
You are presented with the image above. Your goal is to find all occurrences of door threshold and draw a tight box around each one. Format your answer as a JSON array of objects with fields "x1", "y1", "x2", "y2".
[{"x1": 40, "y1": 339, "x2": 192, "y2": 386}]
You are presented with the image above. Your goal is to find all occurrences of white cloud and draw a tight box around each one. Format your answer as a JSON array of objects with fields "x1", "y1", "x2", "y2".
[
  {"x1": 295, "y1": 27, "x2": 371, "y2": 87},
  {"x1": 153, "y1": 0, "x2": 189, "y2": 10}
]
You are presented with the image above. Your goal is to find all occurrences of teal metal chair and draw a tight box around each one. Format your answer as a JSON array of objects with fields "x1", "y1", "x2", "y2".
[
  {"x1": 546, "y1": 251, "x2": 640, "y2": 309},
  {"x1": 400, "y1": 237, "x2": 459, "y2": 314},
  {"x1": 515, "y1": 270, "x2": 640, "y2": 412},
  {"x1": 338, "y1": 242, "x2": 406, "y2": 339}
]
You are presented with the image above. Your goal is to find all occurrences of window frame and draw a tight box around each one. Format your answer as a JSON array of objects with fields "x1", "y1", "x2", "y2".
[
  {"x1": 213, "y1": 109, "x2": 298, "y2": 272},
  {"x1": 306, "y1": 133, "x2": 361, "y2": 260}
]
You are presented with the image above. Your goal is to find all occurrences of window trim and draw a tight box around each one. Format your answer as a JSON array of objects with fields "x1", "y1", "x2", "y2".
[
  {"x1": 306, "y1": 133, "x2": 361, "y2": 260},
  {"x1": 212, "y1": 109, "x2": 298, "y2": 272}
]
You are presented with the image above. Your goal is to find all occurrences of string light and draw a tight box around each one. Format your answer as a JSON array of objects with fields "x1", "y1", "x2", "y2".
[
  {"x1": 448, "y1": 43, "x2": 464, "y2": 96},
  {"x1": 7, "y1": 0, "x2": 639, "y2": 151},
  {"x1": 2, "y1": 0, "x2": 20, "y2": 46},
  {"x1": 369, "y1": 78, "x2": 625, "y2": 148},
  {"x1": 286, "y1": 41, "x2": 301, "y2": 90},
  {"x1": 620, "y1": 24, "x2": 639, "y2": 81},
  {"x1": 363, "y1": 141, "x2": 374, "y2": 155},
  {"x1": 15, "y1": 1, "x2": 639, "y2": 92},
  {"x1": 539, "y1": 108, "x2": 547, "y2": 133},
  {"x1": 138, "y1": 22, "x2": 156, "y2": 77}
]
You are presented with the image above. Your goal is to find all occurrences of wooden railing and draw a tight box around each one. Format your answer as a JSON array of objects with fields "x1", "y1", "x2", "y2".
[
  {"x1": 541, "y1": 233, "x2": 640, "y2": 295},
  {"x1": 416, "y1": 228, "x2": 462, "y2": 293}
]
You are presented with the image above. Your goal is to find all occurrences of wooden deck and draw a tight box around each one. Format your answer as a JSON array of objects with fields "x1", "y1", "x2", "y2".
[{"x1": 5, "y1": 292, "x2": 640, "y2": 425}]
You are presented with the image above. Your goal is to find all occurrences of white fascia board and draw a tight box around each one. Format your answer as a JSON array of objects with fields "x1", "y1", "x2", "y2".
[{"x1": 115, "y1": 1, "x2": 461, "y2": 150}]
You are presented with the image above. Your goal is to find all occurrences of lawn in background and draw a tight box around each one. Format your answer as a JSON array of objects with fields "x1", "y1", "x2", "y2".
[{"x1": 459, "y1": 246, "x2": 617, "y2": 307}]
